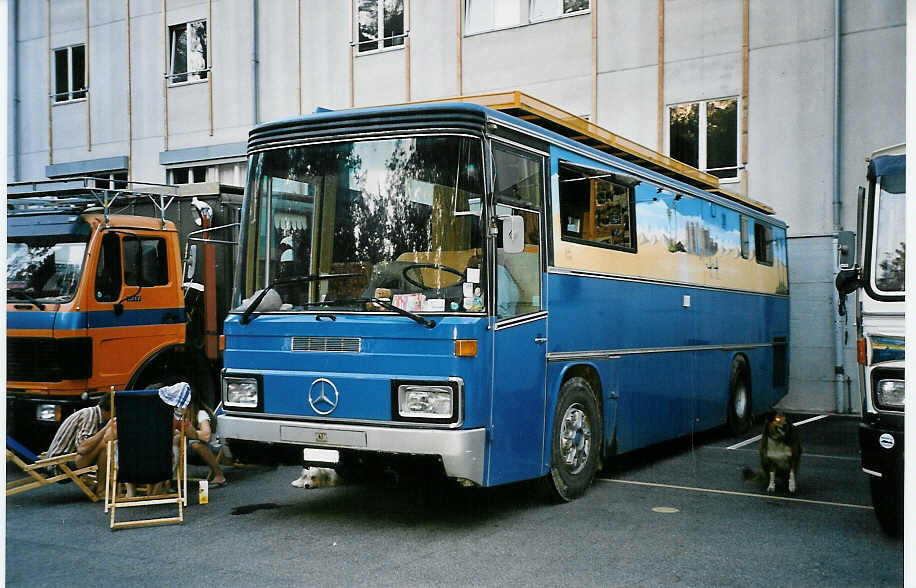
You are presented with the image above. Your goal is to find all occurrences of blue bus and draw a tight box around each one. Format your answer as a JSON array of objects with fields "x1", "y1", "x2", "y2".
[{"x1": 217, "y1": 94, "x2": 789, "y2": 500}]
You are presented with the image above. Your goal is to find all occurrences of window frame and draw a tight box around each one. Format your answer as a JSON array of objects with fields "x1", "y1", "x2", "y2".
[
  {"x1": 464, "y1": 0, "x2": 589, "y2": 36},
  {"x1": 355, "y1": 0, "x2": 408, "y2": 55},
  {"x1": 51, "y1": 44, "x2": 87, "y2": 104},
  {"x1": 666, "y1": 96, "x2": 740, "y2": 183},
  {"x1": 168, "y1": 19, "x2": 209, "y2": 86}
]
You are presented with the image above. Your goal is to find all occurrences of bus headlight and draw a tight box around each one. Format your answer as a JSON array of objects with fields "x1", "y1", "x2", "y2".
[
  {"x1": 398, "y1": 385, "x2": 453, "y2": 418},
  {"x1": 224, "y1": 376, "x2": 260, "y2": 409},
  {"x1": 875, "y1": 379, "x2": 905, "y2": 410}
]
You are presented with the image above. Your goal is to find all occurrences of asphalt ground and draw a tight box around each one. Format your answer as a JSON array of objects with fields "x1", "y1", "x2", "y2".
[{"x1": 5, "y1": 414, "x2": 904, "y2": 587}]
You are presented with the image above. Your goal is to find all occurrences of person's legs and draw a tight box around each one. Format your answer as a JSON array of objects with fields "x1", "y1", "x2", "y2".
[{"x1": 191, "y1": 442, "x2": 225, "y2": 484}]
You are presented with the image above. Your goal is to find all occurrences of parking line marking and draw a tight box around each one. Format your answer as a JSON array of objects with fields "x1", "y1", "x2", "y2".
[
  {"x1": 708, "y1": 446, "x2": 860, "y2": 461},
  {"x1": 726, "y1": 414, "x2": 831, "y2": 450},
  {"x1": 600, "y1": 478, "x2": 873, "y2": 510}
]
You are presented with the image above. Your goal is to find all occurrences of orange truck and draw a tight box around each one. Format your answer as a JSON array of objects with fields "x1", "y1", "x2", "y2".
[{"x1": 6, "y1": 178, "x2": 241, "y2": 451}]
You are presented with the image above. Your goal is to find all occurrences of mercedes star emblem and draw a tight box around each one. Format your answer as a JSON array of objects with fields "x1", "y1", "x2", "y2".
[{"x1": 308, "y1": 378, "x2": 339, "y2": 415}]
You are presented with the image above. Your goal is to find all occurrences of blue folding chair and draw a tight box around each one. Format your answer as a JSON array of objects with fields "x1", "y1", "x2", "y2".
[
  {"x1": 105, "y1": 388, "x2": 187, "y2": 530},
  {"x1": 6, "y1": 435, "x2": 99, "y2": 502}
]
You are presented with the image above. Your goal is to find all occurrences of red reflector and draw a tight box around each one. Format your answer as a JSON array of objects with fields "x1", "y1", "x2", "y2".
[{"x1": 857, "y1": 338, "x2": 866, "y2": 365}]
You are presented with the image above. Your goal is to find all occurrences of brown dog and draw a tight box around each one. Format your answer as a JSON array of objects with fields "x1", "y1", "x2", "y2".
[{"x1": 742, "y1": 412, "x2": 802, "y2": 494}]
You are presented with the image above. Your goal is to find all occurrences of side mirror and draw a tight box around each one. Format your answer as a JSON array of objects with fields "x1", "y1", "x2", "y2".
[
  {"x1": 500, "y1": 215, "x2": 525, "y2": 254},
  {"x1": 835, "y1": 267, "x2": 860, "y2": 317},
  {"x1": 185, "y1": 244, "x2": 198, "y2": 282},
  {"x1": 835, "y1": 267, "x2": 860, "y2": 296}
]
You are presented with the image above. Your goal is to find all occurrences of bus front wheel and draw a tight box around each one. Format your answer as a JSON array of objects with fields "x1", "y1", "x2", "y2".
[
  {"x1": 870, "y1": 475, "x2": 903, "y2": 537},
  {"x1": 543, "y1": 377, "x2": 601, "y2": 503},
  {"x1": 727, "y1": 356, "x2": 752, "y2": 436}
]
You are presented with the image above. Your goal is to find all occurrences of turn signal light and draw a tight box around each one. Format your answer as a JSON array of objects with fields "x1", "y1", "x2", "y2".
[
  {"x1": 455, "y1": 339, "x2": 478, "y2": 357},
  {"x1": 219, "y1": 335, "x2": 226, "y2": 351},
  {"x1": 857, "y1": 338, "x2": 866, "y2": 365}
]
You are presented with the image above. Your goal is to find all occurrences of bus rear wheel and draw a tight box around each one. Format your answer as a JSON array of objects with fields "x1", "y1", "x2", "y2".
[
  {"x1": 543, "y1": 377, "x2": 601, "y2": 503},
  {"x1": 727, "y1": 356, "x2": 751, "y2": 436}
]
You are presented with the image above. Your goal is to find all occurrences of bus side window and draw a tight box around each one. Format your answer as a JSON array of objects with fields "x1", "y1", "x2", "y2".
[
  {"x1": 754, "y1": 222, "x2": 773, "y2": 265},
  {"x1": 95, "y1": 233, "x2": 123, "y2": 302},
  {"x1": 739, "y1": 216, "x2": 750, "y2": 259}
]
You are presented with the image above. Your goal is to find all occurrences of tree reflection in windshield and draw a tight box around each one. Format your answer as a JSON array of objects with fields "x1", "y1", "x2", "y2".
[
  {"x1": 241, "y1": 135, "x2": 486, "y2": 313},
  {"x1": 7, "y1": 241, "x2": 87, "y2": 301}
]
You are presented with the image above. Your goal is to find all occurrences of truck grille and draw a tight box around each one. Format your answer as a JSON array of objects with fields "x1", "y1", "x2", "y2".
[
  {"x1": 291, "y1": 336, "x2": 361, "y2": 353},
  {"x1": 7, "y1": 337, "x2": 93, "y2": 382}
]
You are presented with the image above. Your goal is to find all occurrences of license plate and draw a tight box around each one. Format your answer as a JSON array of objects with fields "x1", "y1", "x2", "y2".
[{"x1": 302, "y1": 448, "x2": 340, "y2": 464}]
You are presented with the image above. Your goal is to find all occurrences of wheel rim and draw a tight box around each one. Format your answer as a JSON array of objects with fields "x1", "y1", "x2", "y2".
[
  {"x1": 560, "y1": 403, "x2": 591, "y2": 475},
  {"x1": 734, "y1": 381, "x2": 748, "y2": 418}
]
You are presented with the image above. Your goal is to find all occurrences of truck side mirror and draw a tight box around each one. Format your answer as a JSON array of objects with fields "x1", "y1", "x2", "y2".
[
  {"x1": 835, "y1": 267, "x2": 860, "y2": 316},
  {"x1": 838, "y1": 230, "x2": 856, "y2": 269},
  {"x1": 500, "y1": 215, "x2": 525, "y2": 254},
  {"x1": 185, "y1": 244, "x2": 198, "y2": 282}
]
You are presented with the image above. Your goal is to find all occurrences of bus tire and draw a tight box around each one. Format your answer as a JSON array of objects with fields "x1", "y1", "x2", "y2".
[
  {"x1": 543, "y1": 377, "x2": 601, "y2": 503},
  {"x1": 870, "y1": 475, "x2": 903, "y2": 537},
  {"x1": 727, "y1": 356, "x2": 752, "y2": 436}
]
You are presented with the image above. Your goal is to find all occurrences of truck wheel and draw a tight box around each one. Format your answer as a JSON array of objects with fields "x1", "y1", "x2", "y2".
[
  {"x1": 543, "y1": 377, "x2": 601, "y2": 503},
  {"x1": 727, "y1": 356, "x2": 752, "y2": 436},
  {"x1": 870, "y1": 476, "x2": 903, "y2": 537}
]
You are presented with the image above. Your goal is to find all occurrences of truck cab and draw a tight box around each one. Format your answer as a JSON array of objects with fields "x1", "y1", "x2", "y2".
[
  {"x1": 836, "y1": 143, "x2": 904, "y2": 536},
  {"x1": 7, "y1": 180, "x2": 241, "y2": 451}
]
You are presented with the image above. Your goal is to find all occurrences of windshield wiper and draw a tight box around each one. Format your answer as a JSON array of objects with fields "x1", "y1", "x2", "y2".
[
  {"x1": 304, "y1": 298, "x2": 436, "y2": 329},
  {"x1": 239, "y1": 273, "x2": 363, "y2": 325},
  {"x1": 8, "y1": 288, "x2": 45, "y2": 310}
]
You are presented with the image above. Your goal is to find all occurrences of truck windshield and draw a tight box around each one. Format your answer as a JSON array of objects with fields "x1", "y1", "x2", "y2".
[
  {"x1": 239, "y1": 135, "x2": 486, "y2": 313},
  {"x1": 7, "y1": 238, "x2": 88, "y2": 302},
  {"x1": 873, "y1": 172, "x2": 905, "y2": 292}
]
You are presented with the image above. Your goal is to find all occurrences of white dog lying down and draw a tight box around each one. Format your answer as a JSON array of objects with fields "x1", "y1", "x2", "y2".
[{"x1": 291, "y1": 467, "x2": 342, "y2": 489}]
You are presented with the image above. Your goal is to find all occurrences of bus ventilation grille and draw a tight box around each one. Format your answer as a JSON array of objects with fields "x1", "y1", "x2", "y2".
[{"x1": 291, "y1": 336, "x2": 361, "y2": 353}]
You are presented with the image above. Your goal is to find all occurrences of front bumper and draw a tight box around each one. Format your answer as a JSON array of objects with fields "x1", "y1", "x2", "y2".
[
  {"x1": 218, "y1": 414, "x2": 486, "y2": 485},
  {"x1": 859, "y1": 415, "x2": 904, "y2": 480}
]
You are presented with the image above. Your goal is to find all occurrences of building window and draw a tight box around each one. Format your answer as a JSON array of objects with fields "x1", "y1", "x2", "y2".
[
  {"x1": 465, "y1": 0, "x2": 588, "y2": 34},
  {"x1": 90, "y1": 172, "x2": 128, "y2": 190},
  {"x1": 357, "y1": 0, "x2": 406, "y2": 53},
  {"x1": 53, "y1": 44, "x2": 87, "y2": 102},
  {"x1": 170, "y1": 166, "x2": 210, "y2": 184},
  {"x1": 668, "y1": 97, "x2": 738, "y2": 181},
  {"x1": 169, "y1": 20, "x2": 208, "y2": 84}
]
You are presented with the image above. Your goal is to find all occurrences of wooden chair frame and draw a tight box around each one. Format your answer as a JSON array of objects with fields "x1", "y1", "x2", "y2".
[
  {"x1": 104, "y1": 388, "x2": 187, "y2": 530},
  {"x1": 6, "y1": 436, "x2": 99, "y2": 502}
]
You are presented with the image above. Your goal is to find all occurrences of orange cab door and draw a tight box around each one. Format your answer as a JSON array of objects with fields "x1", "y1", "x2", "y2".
[{"x1": 85, "y1": 230, "x2": 185, "y2": 390}]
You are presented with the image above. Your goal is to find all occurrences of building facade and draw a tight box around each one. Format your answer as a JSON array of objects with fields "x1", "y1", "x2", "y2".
[{"x1": 6, "y1": 0, "x2": 906, "y2": 413}]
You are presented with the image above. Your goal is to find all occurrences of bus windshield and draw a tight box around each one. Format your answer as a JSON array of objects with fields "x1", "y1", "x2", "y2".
[
  {"x1": 7, "y1": 238, "x2": 89, "y2": 302},
  {"x1": 873, "y1": 172, "x2": 905, "y2": 292},
  {"x1": 240, "y1": 135, "x2": 486, "y2": 313}
]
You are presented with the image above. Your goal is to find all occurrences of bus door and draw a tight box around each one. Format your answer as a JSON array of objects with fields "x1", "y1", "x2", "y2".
[{"x1": 487, "y1": 142, "x2": 547, "y2": 485}]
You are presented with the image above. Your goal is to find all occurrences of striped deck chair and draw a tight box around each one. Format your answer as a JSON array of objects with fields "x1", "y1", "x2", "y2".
[
  {"x1": 105, "y1": 388, "x2": 187, "y2": 530},
  {"x1": 6, "y1": 436, "x2": 99, "y2": 502}
]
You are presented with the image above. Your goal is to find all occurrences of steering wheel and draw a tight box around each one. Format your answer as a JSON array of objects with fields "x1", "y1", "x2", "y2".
[{"x1": 401, "y1": 263, "x2": 464, "y2": 290}]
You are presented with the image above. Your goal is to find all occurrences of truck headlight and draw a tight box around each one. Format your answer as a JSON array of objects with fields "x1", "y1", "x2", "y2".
[
  {"x1": 36, "y1": 404, "x2": 61, "y2": 422},
  {"x1": 392, "y1": 379, "x2": 461, "y2": 425},
  {"x1": 875, "y1": 379, "x2": 905, "y2": 410},
  {"x1": 224, "y1": 376, "x2": 260, "y2": 409}
]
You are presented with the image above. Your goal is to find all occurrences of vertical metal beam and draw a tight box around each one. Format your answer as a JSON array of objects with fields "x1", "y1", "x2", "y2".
[
  {"x1": 47, "y1": 0, "x2": 53, "y2": 165},
  {"x1": 297, "y1": 0, "x2": 302, "y2": 114},
  {"x1": 86, "y1": 0, "x2": 92, "y2": 151},
  {"x1": 656, "y1": 0, "x2": 664, "y2": 151},
  {"x1": 12, "y1": 0, "x2": 21, "y2": 180},
  {"x1": 208, "y1": 0, "x2": 213, "y2": 135},
  {"x1": 456, "y1": 0, "x2": 462, "y2": 96},
  {"x1": 127, "y1": 0, "x2": 133, "y2": 179},
  {"x1": 349, "y1": 0, "x2": 355, "y2": 107},
  {"x1": 162, "y1": 0, "x2": 169, "y2": 151},
  {"x1": 832, "y1": 0, "x2": 846, "y2": 413},
  {"x1": 252, "y1": 0, "x2": 259, "y2": 125},
  {"x1": 741, "y1": 0, "x2": 749, "y2": 188},
  {"x1": 591, "y1": 0, "x2": 597, "y2": 123},
  {"x1": 405, "y1": 1, "x2": 411, "y2": 101}
]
